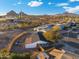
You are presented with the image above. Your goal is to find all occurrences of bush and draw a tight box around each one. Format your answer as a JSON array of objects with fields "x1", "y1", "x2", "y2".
[
  {"x1": 11, "y1": 53, "x2": 30, "y2": 59},
  {"x1": 43, "y1": 30, "x2": 62, "y2": 43}
]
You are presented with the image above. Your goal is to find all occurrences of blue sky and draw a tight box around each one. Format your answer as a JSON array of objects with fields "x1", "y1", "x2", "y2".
[{"x1": 0, "y1": 0, "x2": 79, "y2": 15}]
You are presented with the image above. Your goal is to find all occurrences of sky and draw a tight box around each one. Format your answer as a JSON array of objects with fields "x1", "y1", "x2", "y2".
[{"x1": 0, "y1": 0, "x2": 79, "y2": 15}]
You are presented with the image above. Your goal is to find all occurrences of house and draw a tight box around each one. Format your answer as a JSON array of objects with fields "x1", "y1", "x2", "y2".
[
  {"x1": 61, "y1": 30, "x2": 79, "y2": 39},
  {"x1": 49, "y1": 49, "x2": 65, "y2": 59},
  {"x1": 25, "y1": 33, "x2": 48, "y2": 49},
  {"x1": 25, "y1": 32, "x2": 65, "y2": 59},
  {"x1": 34, "y1": 24, "x2": 53, "y2": 32},
  {"x1": 34, "y1": 26, "x2": 48, "y2": 32},
  {"x1": 34, "y1": 27, "x2": 47, "y2": 32}
]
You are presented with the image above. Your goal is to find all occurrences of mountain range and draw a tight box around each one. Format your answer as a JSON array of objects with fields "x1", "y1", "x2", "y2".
[{"x1": 0, "y1": 10, "x2": 79, "y2": 17}]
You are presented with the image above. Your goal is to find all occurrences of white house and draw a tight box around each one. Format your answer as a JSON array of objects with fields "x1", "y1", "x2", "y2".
[{"x1": 25, "y1": 33, "x2": 48, "y2": 49}]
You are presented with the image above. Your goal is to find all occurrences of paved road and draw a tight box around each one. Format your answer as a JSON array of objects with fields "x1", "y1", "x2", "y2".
[{"x1": 62, "y1": 51, "x2": 79, "y2": 59}]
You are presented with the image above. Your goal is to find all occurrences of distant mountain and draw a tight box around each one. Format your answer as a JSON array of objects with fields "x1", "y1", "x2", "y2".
[
  {"x1": 55, "y1": 12, "x2": 79, "y2": 17},
  {"x1": 6, "y1": 10, "x2": 18, "y2": 16},
  {"x1": 19, "y1": 11, "x2": 27, "y2": 16}
]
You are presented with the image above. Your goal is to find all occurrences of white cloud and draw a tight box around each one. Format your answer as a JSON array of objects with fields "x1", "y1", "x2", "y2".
[
  {"x1": 56, "y1": 3, "x2": 69, "y2": 7},
  {"x1": 38, "y1": 0, "x2": 42, "y2": 1},
  {"x1": 63, "y1": 6, "x2": 71, "y2": 9},
  {"x1": 17, "y1": 2, "x2": 22, "y2": 4},
  {"x1": 69, "y1": 0, "x2": 79, "y2": 2},
  {"x1": 48, "y1": 2, "x2": 52, "y2": 5},
  {"x1": 63, "y1": 6, "x2": 79, "y2": 13},
  {"x1": 13, "y1": 1, "x2": 22, "y2": 6},
  {"x1": 27, "y1": 1, "x2": 43, "y2": 7}
]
